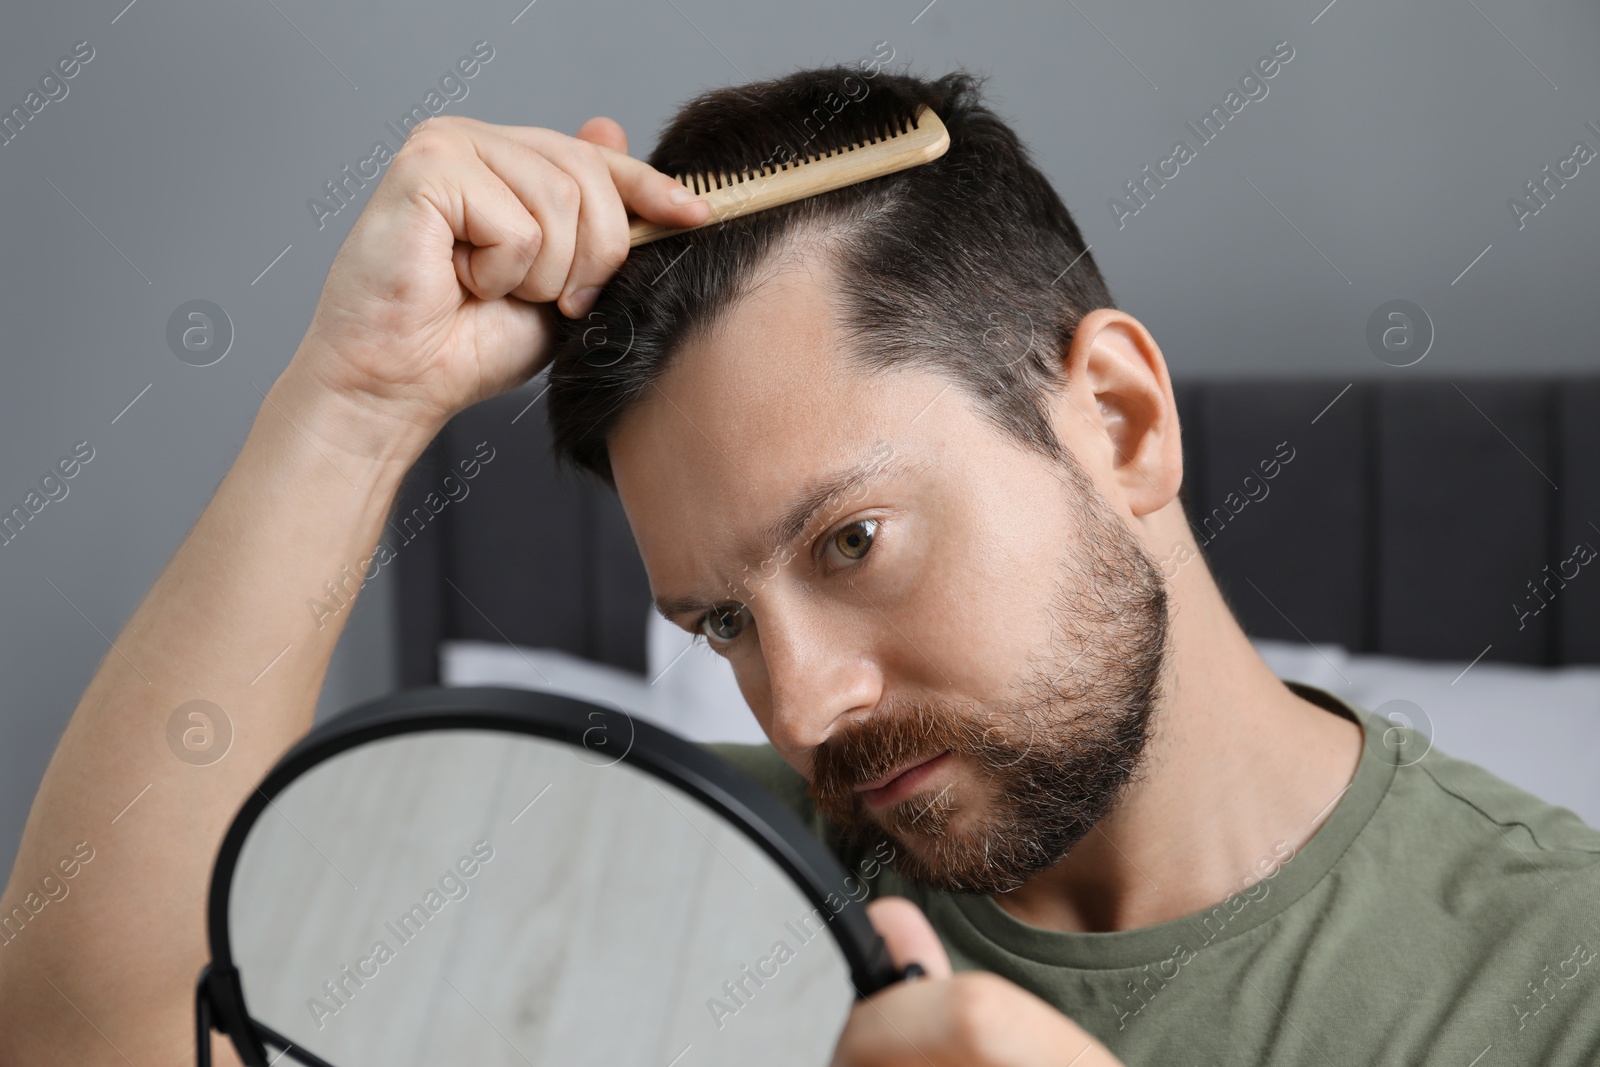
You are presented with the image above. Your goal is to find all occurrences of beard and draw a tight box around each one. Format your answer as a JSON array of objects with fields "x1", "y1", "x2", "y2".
[{"x1": 807, "y1": 455, "x2": 1170, "y2": 895}]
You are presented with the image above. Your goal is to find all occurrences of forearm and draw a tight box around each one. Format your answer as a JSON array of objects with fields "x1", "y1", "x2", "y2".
[
  {"x1": 0, "y1": 106, "x2": 677, "y2": 1064},
  {"x1": 0, "y1": 354, "x2": 439, "y2": 1061}
]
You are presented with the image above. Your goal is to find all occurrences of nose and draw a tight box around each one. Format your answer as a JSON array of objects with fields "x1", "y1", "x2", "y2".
[{"x1": 753, "y1": 599, "x2": 884, "y2": 765}]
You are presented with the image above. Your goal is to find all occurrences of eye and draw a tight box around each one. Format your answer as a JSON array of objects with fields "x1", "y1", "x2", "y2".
[
  {"x1": 699, "y1": 602, "x2": 751, "y2": 644},
  {"x1": 825, "y1": 519, "x2": 878, "y2": 565}
]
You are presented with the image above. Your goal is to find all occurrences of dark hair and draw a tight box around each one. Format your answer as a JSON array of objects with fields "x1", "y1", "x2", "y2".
[{"x1": 544, "y1": 64, "x2": 1116, "y2": 487}]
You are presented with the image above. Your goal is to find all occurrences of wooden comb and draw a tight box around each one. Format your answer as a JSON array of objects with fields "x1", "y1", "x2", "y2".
[{"x1": 627, "y1": 103, "x2": 950, "y2": 247}]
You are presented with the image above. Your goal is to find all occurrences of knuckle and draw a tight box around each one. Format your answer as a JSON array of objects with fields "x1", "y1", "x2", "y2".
[
  {"x1": 572, "y1": 139, "x2": 606, "y2": 171},
  {"x1": 416, "y1": 113, "x2": 469, "y2": 137},
  {"x1": 510, "y1": 225, "x2": 545, "y2": 267},
  {"x1": 395, "y1": 127, "x2": 455, "y2": 166},
  {"x1": 547, "y1": 170, "x2": 582, "y2": 214},
  {"x1": 589, "y1": 228, "x2": 630, "y2": 276}
]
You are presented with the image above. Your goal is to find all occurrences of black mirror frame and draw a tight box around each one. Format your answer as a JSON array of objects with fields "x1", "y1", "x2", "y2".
[{"x1": 194, "y1": 685, "x2": 903, "y2": 1067}]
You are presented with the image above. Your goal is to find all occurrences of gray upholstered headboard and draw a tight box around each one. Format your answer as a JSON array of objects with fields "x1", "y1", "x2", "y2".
[{"x1": 396, "y1": 377, "x2": 1600, "y2": 686}]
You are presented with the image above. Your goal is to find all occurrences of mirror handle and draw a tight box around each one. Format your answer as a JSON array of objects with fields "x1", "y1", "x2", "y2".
[{"x1": 194, "y1": 964, "x2": 214, "y2": 1067}]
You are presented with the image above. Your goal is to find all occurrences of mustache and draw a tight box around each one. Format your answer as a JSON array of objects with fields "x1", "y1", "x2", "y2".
[{"x1": 808, "y1": 696, "x2": 1026, "y2": 802}]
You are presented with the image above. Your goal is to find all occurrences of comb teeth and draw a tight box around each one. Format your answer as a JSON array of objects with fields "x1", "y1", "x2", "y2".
[
  {"x1": 632, "y1": 104, "x2": 948, "y2": 247},
  {"x1": 674, "y1": 107, "x2": 925, "y2": 196}
]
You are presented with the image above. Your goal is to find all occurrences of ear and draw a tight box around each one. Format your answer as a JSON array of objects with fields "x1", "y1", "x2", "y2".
[{"x1": 1050, "y1": 308, "x2": 1183, "y2": 518}]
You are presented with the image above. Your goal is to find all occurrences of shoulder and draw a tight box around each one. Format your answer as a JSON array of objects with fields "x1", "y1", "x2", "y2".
[
  {"x1": 1378, "y1": 728, "x2": 1600, "y2": 1061},
  {"x1": 1376, "y1": 725, "x2": 1600, "y2": 958},
  {"x1": 1336, "y1": 698, "x2": 1600, "y2": 902},
  {"x1": 1403, "y1": 729, "x2": 1600, "y2": 860},
  {"x1": 1300, "y1": 690, "x2": 1600, "y2": 945},
  {"x1": 1291, "y1": 683, "x2": 1600, "y2": 864}
]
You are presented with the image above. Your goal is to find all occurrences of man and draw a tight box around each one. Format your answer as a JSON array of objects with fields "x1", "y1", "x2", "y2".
[{"x1": 0, "y1": 63, "x2": 1595, "y2": 1066}]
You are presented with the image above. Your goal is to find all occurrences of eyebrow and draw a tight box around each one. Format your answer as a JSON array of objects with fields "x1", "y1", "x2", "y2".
[{"x1": 652, "y1": 445, "x2": 905, "y2": 621}]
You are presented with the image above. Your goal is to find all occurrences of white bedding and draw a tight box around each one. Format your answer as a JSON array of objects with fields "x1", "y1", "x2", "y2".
[{"x1": 441, "y1": 612, "x2": 1600, "y2": 827}]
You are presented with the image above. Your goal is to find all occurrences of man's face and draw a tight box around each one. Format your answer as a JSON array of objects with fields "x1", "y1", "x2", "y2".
[{"x1": 609, "y1": 253, "x2": 1168, "y2": 893}]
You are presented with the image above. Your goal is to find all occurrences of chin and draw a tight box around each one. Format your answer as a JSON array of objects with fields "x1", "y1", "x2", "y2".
[{"x1": 867, "y1": 784, "x2": 1089, "y2": 895}]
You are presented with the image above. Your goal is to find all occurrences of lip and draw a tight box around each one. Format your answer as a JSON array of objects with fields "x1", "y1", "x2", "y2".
[{"x1": 855, "y1": 751, "x2": 952, "y2": 811}]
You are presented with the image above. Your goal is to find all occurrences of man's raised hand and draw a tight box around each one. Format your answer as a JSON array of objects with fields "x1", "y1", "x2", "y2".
[{"x1": 289, "y1": 114, "x2": 708, "y2": 456}]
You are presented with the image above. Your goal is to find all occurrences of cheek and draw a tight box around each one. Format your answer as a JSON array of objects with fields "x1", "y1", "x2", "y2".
[{"x1": 893, "y1": 509, "x2": 1067, "y2": 694}]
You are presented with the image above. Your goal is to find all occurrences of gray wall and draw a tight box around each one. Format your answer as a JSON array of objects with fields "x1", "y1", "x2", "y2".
[{"x1": 1, "y1": 0, "x2": 1595, "y2": 867}]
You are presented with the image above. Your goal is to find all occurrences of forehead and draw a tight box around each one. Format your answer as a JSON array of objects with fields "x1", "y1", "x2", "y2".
[{"x1": 607, "y1": 252, "x2": 943, "y2": 586}]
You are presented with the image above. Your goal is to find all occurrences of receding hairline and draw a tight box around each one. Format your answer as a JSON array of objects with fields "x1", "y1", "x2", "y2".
[
  {"x1": 667, "y1": 213, "x2": 873, "y2": 360},
  {"x1": 605, "y1": 217, "x2": 874, "y2": 460}
]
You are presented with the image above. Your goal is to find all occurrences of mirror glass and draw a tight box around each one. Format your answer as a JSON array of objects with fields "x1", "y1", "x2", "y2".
[{"x1": 228, "y1": 728, "x2": 856, "y2": 1066}]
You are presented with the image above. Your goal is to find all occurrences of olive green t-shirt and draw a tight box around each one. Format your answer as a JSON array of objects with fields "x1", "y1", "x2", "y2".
[{"x1": 708, "y1": 682, "x2": 1600, "y2": 1065}]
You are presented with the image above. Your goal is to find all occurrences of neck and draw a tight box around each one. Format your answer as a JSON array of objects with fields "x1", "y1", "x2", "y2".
[{"x1": 992, "y1": 506, "x2": 1364, "y2": 933}]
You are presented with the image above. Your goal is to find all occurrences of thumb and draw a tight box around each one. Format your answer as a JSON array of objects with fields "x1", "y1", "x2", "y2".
[
  {"x1": 866, "y1": 897, "x2": 953, "y2": 980},
  {"x1": 575, "y1": 115, "x2": 628, "y2": 154}
]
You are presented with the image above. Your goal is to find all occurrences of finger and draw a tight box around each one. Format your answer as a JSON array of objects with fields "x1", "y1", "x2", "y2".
[
  {"x1": 866, "y1": 898, "x2": 953, "y2": 981},
  {"x1": 475, "y1": 124, "x2": 711, "y2": 237},
  {"x1": 574, "y1": 114, "x2": 628, "y2": 154},
  {"x1": 391, "y1": 127, "x2": 562, "y2": 303},
  {"x1": 524, "y1": 135, "x2": 633, "y2": 318},
  {"x1": 459, "y1": 128, "x2": 585, "y2": 305},
  {"x1": 591, "y1": 140, "x2": 712, "y2": 227}
]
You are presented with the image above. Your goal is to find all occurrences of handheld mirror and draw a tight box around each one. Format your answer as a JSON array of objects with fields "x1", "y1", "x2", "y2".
[{"x1": 195, "y1": 686, "x2": 902, "y2": 1066}]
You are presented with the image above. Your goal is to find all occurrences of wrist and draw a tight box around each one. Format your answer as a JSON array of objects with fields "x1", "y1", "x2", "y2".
[{"x1": 269, "y1": 346, "x2": 448, "y2": 473}]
